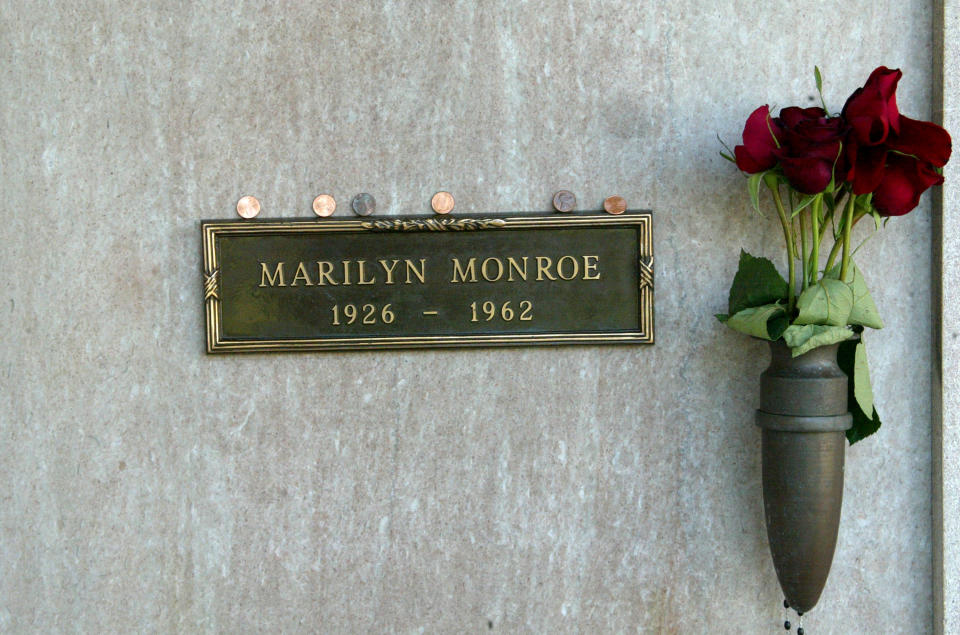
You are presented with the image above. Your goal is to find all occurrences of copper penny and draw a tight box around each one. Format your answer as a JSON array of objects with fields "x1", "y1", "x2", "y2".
[
  {"x1": 236, "y1": 195, "x2": 261, "y2": 219},
  {"x1": 603, "y1": 195, "x2": 626, "y2": 215},
  {"x1": 351, "y1": 193, "x2": 376, "y2": 216},
  {"x1": 431, "y1": 191, "x2": 455, "y2": 214},
  {"x1": 312, "y1": 194, "x2": 336, "y2": 217},
  {"x1": 552, "y1": 190, "x2": 576, "y2": 212}
]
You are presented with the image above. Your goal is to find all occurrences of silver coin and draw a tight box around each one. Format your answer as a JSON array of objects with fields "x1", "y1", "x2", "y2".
[
  {"x1": 552, "y1": 190, "x2": 576, "y2": 212},
  {"x1": 351, "y1": 193, "x2": 376, "y2": 216}
]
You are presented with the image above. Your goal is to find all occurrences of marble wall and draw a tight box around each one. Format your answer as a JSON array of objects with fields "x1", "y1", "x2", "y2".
[
  {"x1": 934, "y1": 1, "x2": 958, "y2": 633},
  {"x1": 0, "y1": 1, "x2": 937, "y2": 632}
]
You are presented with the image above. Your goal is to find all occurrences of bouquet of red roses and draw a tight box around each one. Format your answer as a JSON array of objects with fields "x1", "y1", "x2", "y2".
[{"x1": 718, "y1": 67, "x2": 951, "y2": 443}]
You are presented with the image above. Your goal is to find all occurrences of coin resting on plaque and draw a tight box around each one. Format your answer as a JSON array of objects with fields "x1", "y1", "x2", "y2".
[
  {"x1": 351, "y1": 193, "x2": 376, "y2": 216},
  {"x1": 236, "y1": 195, "x2": 261, "y2": 219},
  {"x1": 312, "y1": 194, "x2": 336, "y2": 217},
  {"x1": 431, "y1": 191, "x2": 455, "y2": 214},
  {"x1": 552, "y1": 190, "x2": 576, "y2": 212},
  {"x1": 603, "y1": 195, "x2": 627, "y2": 215}
]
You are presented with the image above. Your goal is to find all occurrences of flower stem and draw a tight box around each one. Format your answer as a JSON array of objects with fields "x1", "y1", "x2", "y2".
[
  {"x1": 810, "y1": 195, "x2": 821, "y2": 284},
  {"x1": 839, "y1": 193, "x2": 856, "y2": 280},
  {"x1": 768, "y1": 181, "x2": 796, "y2": 312},
  {"x1": 819, "y1": 193, "x2": 844, "y2": 243},
  {"x1": 824, "y1": 202, "x2": 866, "y2": 272},
  {"x1": 799, "y1": 208, "x2": 809, "y2": 290},
  {"x1": 825, "y1": 238, "x2": 842, "y2": 272}
]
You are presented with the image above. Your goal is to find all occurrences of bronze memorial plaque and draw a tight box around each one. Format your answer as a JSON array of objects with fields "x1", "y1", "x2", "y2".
[{"x1": 201, "y1": 212, "x2": 653, "y2": 352}]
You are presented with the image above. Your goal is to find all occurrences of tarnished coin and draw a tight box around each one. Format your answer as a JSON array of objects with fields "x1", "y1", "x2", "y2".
[
  {"x1": 603, "y1": 195, "x2": 626, "y2": 215},
  {"x1": 236, "y1": 195, "x2": 261, "y2": 219},
  {"x1": 351, "y1": 193, "x2": 376, "y2": 216},
  {"x1": 312, "y1": 194, "x2": 336, "y2": 217},
  {"x1": 552, "y1": 190, "x2": 576, "y2": 212},
  {"x1": 431, "y1": 191, "x2": 455, "y2": 214}
]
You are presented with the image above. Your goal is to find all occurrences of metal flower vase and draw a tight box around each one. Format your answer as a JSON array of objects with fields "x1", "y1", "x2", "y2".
[{"x1": 755, "y1": 340, "x2": 852, "y2": 614}]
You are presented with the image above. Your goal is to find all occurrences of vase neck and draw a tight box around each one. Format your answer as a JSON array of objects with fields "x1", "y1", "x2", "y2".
[{"x1": 765, "y1": 340, "x2": 846, "y2": 379}]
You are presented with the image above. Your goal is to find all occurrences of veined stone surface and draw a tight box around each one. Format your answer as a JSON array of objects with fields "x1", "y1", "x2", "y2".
[{"x1": 0, "y1": 1, "x2": 935, "y2": 632}]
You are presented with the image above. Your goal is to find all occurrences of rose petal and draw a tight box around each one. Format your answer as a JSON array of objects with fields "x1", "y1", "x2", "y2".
[
  {"x1": 886, "y1": 115, "x2": 952, "y2": 167},
  {"x1": 850, "y1": 145, "x2": 887, "y2": 195},
  {"x1": 842, "y1": 67, "x2": 902, "y2": 145},
  {"x1": 734, "y1": 145, "x2": 769, "y2": 173},
  {"x1": 734, "y1": 105, "x2": 783, "y2": 173},
  {"x1": 781, "y1": 131, "x2": 841, "y2": 161},
  {"x1": 845, "y1": 102, "x2": 888, "y2": 146},
  {"x1": 793, "y1": 119, "x2": 845, "y2": 143},
  {"x1": 865, "y1": 66, "x2": 901, "y2": 134},
  {"x1": 775, "y1": 154, "x2": 834, "y2": 194},
  {"x1": 873, "y1": 154, "x2": 944, "y2": 216},
  {"x1": 780, "y1": 106, "x2": 827, "y2": 127}
]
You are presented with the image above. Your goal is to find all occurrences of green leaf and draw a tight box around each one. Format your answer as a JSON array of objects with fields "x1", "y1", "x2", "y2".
[
  {"x1": 847, "y1": 398, "x2": 881, "y2": 444},
  {"x1": 823, "y1": 191, "x2": 836, "y2": 212},
  {"x1": 845, "y1": 268, "x2": 883, "y2": 329},
  {"x1": 723, "y1": 304, "x2": 788, "y2": 340},
  {"x1": 715, "y1": 313, "x2": 729, "y2": 322},
  {"x1": 830, "y1": 145, "x2": 843, "y2": 188},
  {"x1": 824, "y1": 264, "x2": 884, "y2": 329},
  {"x1": 719, "y1": 151, "x2": 735, "y2": 163},
  {"x1": 747, "y1": 172, "x2": 764, "y2": 215},
  {"x1": 814, "y1": 66, "x2": 829, "y2": 112},
  {"x1": 837, "y1": 338, "x2": 883, "y2": 444},
  {"x1": 853, "y1": 340, "x2": 874, "y2": 415},
  {"x1": 717, "y1": 133, "x2": 736, "y2": 159},
  {"x1": 790, "y1": 193, "x2": 818, "y2": 218},
  {"x1": 795, "y1": 278, "x2": 854, "y2": 326},
  {"x1": 782, "y1": 324, "x2": 853, "y2": 357},
  {"x1": 727, "y1": 250, "x2": 789, "y2": 316}
]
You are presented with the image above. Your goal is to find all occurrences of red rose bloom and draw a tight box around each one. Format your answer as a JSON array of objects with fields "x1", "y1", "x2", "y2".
[
  {"x1": 734, "y1": 105, "x2": 784, "y2": 173},
  {"x1": 773, "y1": 107, "x2": 846, "y2": 194},
  {"x1": 842, "y1": 66, "x2": 952, "y2": 203},
  {"x1": 728, "y1": 67, "x2": 952, "y2": 217}
]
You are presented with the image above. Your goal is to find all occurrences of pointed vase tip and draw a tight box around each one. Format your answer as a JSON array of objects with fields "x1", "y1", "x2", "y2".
[{"x1": 763, "y1": 429, "x2": 846, "y2": 614}]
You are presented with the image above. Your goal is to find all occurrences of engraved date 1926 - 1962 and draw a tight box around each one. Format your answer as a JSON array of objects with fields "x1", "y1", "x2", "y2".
[{"x1": 329, "y1": 300, "x2": 534, "y2": 325}]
